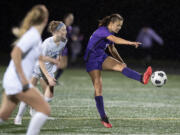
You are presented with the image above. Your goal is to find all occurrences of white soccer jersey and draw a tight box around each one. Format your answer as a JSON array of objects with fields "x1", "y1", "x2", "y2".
[
  {"x1": 33, "y1": 36, "x2": 67, "y2": 78},
  {"x1": 3, "y1": 27, "x2": 42, "y2": 95}
]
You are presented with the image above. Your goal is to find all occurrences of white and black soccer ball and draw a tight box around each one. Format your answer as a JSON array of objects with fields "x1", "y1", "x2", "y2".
[{"x1": 151, "y1": 71, "x2": 167, "y2": 87}]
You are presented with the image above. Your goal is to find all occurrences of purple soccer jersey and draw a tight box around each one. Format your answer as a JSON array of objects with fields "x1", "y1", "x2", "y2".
[
  {"x1": 84, "y1": 26, "x2": 114, "y2": 61},
  {"x1": 62, "y1": 47, "x2": 68, "y2": 56},
  {"x1": 84, "y1": 26, "x2": 114, "y2": 72},
  {"x1": 67, "y1": 26, "x2": 72, "y2": 39}
]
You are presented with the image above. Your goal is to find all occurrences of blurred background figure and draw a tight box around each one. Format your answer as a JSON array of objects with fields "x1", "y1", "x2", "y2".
[
  {"x1": 70, "y1": 26, "x2": 83, "y2": 64},
  {"x1": 136, "y1": 27, "x2": 164, "y2": 65},
  {"x1": 55, "y1": 13, "x2": 74, "y2": 81}
]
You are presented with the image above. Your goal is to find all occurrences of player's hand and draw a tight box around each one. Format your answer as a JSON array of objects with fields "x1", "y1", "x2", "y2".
[
  {"x1": 130, "y1": 42, "x2": 141, "y2": 48},
  {"x1": 47, "y1": 77, "x2": 56, "y2": 86}
]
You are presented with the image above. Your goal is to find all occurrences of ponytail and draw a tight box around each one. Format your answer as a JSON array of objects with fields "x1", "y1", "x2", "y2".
[
  {"x1": 13, "y1": 5, "x2": 48, "y2": 38},
  {"x1": 11, "y1": 5, "x2": 48, "y2": 46},
  {"x1": 98, "y1": 16, "x2": 111, "y2": 27}
]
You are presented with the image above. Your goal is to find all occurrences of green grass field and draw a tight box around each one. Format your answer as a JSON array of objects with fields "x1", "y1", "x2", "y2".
[{"x1": 0, "y1": 66, "x2": 180, "y2": 135}]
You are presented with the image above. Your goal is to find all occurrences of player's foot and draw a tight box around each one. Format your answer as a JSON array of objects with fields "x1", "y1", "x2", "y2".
[
  {"x1": 101, "y1": 116, "x2": 112, "y2": 128},
  {"x1": 14, "y1": 116, "x2": 22, "y2": 125},
  {"x1": 142, "y1": 66, "x2": 152, "y2": 84}
]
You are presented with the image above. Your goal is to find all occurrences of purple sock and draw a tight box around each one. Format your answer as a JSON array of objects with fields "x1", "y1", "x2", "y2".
[
  {"x1": 95, "y1": 96, "x2": 106, "y2": 119},
  {"x1": 122, "y1": 67, "x2": 142, "y2": 82}
]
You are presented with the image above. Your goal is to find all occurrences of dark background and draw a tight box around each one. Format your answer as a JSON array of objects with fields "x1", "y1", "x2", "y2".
[{"x1": 0, "y1": 0, "x2": 179, "y2": 67}]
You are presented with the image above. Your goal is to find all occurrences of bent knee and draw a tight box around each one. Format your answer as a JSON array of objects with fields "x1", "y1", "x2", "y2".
[
  {"x1": 117, "y1": 63, "x2": 127, "y2": 72},
  {"x1": 121, "y1": 63, "x2": 127, "y2": 69}
]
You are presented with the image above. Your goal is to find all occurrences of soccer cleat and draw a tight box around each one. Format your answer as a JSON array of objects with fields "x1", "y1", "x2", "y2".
[
  {"x1": 14, "y1": 116, "x2": 22, "y2": 125},
  {"x1": 101, "y1": 116, "x2": 112, "y2": 128},
  {"x1": 143, "y1": 66, "x2": 152, "y2": 84}
]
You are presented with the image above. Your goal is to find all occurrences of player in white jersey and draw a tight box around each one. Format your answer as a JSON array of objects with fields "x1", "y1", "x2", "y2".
[
  {"x1": 33, "y1": 21, "x2": 67, "y2": 100},
  {"x1": 0, "y1": 5, "x2": 50, "y2": 135},
  {"x1": 14, "y1": 20, "x2": 67, "y2": 125}
]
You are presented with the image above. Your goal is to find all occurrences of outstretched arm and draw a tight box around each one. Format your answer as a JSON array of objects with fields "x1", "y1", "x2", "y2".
[
  {"x1": 107, "y1": 35, "x2": 141, "y2": 48},
  {"x1": 149, "y1": 29, "x2": 163, "y2": 45}
]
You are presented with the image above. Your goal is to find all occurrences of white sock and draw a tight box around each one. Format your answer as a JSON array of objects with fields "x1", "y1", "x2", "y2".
[
  {"x1": 44, "y1": 96, "x2": 53, "y2": 103},
  {"x1": 16, "y1": 102, "x2": 27, "y2": 117},
  {"x1": 26, "y1": 112, "x2": 48, "y2": 135},
  {"x1": 0, "y1": 118, "x2": 4, "y2": 124}
]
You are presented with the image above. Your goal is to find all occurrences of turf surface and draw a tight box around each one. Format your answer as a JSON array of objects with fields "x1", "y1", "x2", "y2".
[{"x1": 0, "y1": 66, "x2": 180, "y2": 135}]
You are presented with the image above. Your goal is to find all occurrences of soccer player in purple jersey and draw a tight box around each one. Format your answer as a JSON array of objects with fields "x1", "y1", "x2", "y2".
[
  {"x1": 84, "y1": 14, "x2": 152, "y2": 128},
  {"x1": 55, "y1": 13, "x2": 74, "y2": 81}
]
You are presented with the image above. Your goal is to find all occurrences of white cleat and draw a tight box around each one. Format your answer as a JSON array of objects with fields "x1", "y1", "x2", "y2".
[{"x1": 14, "y1": 116, "x2": 22, "y2": 125}]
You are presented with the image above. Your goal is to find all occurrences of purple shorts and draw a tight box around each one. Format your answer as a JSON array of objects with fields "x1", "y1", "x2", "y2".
[
  {"x1": 62, "y1": 47, "x2": 68, "y2": 56},
  {"x1": 85, "y1": 53, "x2": 108, "y2": 72}
]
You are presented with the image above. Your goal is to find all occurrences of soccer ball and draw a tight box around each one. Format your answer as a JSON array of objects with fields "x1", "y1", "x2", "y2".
[{"x1": 151, "y1": 71, "x2": 167, "y2": 87}]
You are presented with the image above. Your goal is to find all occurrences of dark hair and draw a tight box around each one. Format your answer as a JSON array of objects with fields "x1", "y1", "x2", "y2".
[
  {"x1": 63, "y1": 13, "x2": 73, "y2": 21},
  {"x1": 99, "y1": 14, "x2": 123, "y2": 27}
]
